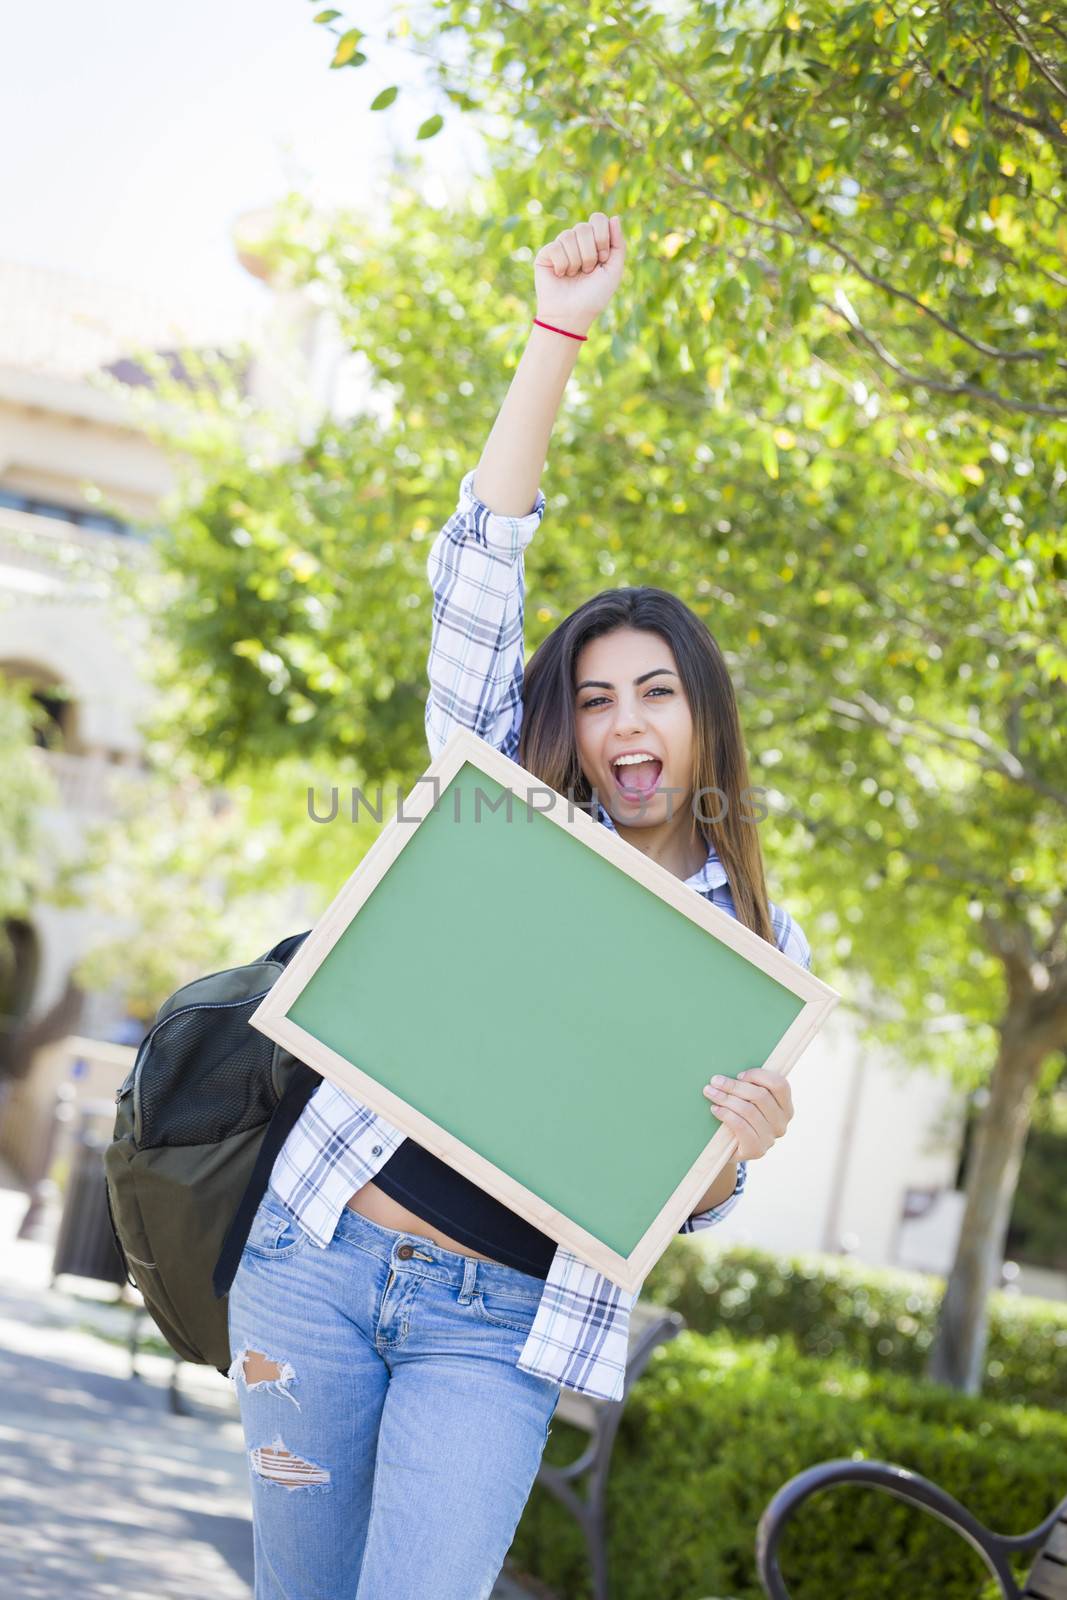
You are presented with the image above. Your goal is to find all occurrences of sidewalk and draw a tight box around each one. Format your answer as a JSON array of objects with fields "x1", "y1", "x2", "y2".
[{"x1": 0, "y1": 1170, "x2": 545, "y2": 1599}]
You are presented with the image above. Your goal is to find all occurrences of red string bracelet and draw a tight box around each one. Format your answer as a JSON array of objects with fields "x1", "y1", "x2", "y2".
[{"x1": 532, "y1": 318, "x2": 588, "y2": 342}]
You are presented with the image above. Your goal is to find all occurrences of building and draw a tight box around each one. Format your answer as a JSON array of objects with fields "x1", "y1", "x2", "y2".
[{"x1": 0, "y1": 215, "x2": 353, "y2": 1183}]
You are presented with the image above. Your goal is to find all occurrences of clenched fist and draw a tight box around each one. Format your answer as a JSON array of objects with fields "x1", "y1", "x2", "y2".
[{"x1": 533, "y1": 212, "x2": 626, "y2": 337}]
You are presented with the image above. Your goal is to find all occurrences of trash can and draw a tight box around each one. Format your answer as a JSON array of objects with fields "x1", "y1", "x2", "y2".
[{"x1": 52, "y1": 1132, "x2": 127, "y2": 1288}]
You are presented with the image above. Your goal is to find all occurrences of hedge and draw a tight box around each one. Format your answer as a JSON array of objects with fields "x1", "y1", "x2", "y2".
[
  {"x1": 640, "y1": 1243, "x2": 1067, "y2": 1412},
  {"x1": 511, "y1": 1334, "x2": 1067, "y2": 1600}
]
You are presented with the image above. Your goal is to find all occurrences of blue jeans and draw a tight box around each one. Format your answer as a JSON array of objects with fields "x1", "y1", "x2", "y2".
[{"x1": 227, "y1": 1186, "x2": 562, "y2": 1599}]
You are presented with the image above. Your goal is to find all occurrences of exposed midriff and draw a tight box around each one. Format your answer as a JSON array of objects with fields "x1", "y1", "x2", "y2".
[{"x1": 345, "y1": 1180, "x2": 502, "y2": 1265}]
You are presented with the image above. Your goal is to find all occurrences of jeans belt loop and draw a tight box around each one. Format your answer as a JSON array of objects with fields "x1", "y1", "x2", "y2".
[{"x1": 458, "y1": 1257, "x2": 478, "y2": 1305}]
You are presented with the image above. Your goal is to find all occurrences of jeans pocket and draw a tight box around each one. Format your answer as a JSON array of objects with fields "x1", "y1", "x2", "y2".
[
  {"x1": 472, "y1": 1286, "x2": 541, "y2": 1334},
  {"x1": 242, "y1": 1193, "x2": 309, "y2": 1261}
]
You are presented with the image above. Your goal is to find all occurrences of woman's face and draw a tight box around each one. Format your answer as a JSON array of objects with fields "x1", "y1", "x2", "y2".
[{"x1": 573, "y1": 627, "x2": 696, "y2": 827}]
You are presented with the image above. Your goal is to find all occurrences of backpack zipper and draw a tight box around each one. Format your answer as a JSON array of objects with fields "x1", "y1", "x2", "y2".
[
  {"x1": 125, "y1": 987, "x2": 275, "y2": 1146},
  {"x1": 153, "y1": 956, "x2": 281, "y2": 1019},
  {"x1": 114, "y1": 967, "x2": 283, "y2": 1104}
]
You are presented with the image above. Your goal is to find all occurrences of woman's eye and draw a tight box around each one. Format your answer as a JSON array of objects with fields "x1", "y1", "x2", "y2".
[{"x1": 578, "y1": 687, "x2": 673, "y2": 710}]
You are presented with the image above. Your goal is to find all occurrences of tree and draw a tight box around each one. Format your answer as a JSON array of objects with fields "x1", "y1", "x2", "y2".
[
  {"x1": 126, "y1": 0, "x2": 1065, "y2": 1391},
  {"x1": 66, "y1": 756, "x2": 378, "y2": 1018},
  {"x1": 1005, "y1": 1058, "x2": 1067, "y2": 1273}
]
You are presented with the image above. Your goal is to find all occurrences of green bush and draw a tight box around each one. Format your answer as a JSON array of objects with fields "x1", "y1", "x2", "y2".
[
  {"x1": 512, "y1": 1334, "x2": 1067, "y2": 1600},
  {"x1": 640, "y1": 1243, "x2": 1067, "y2": 1411}
]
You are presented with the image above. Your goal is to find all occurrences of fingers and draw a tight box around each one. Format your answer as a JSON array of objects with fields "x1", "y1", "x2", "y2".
[
  {"x1": 559, "y1": 231, "x2": 585, "y2": 274},
  {"x1": 707, "y1": 1072, "x2": 792, "y2": 1128},
  {"x1": 738, "y1": 1067, "x2": 793, "y2": 1116},
  {"x1": 704, "y1": 1072, "x2": 792, "y2": 1138},
  {"x1": 715, "y1": 1098, "x2": 776, "y2": 1157},
  {"x1": 546, "y1": 213, "x2": 614, "y2": 276}
]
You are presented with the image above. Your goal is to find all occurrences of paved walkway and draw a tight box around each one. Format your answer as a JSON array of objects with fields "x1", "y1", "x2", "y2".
[{"x1": 0, "y1": 1173, "x2": 543, "y2": 1599}]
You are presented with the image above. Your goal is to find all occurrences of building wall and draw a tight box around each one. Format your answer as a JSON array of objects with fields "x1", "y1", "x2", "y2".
[
  {"x1": 0, "y1": 390, "x2": 172, "y2": 522},
  {"x1": 0, "y1": 582, "x2": 152, "y2": 757},
  {"x1": 0, "y1": 251, "x2": 347, "y2": 1186},
  {"x1": 0, "y1": 490, "x2": 155, "y2": 1046}
]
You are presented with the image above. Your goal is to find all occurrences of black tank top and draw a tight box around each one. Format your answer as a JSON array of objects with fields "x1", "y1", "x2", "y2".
[{"x1": 372, "y1": 1138, "x2": 557, "y2": 1280}]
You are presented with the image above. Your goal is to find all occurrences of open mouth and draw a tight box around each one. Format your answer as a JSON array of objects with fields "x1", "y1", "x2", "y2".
[{"x1": 611, "y1": 756, "x2": 663, "y2": 797}]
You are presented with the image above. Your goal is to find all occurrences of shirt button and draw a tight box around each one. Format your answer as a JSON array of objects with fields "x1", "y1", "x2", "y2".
[
  {"x1": 397, "y1": 1244, "x2": 414, "y2": 1259},
  {"x1": 371, "y1": 1145, "x2": 383, "y2": 1157}
]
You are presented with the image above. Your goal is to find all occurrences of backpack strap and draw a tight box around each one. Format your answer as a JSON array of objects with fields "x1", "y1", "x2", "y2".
[{"x1": 211, "y1": 1059, "x2": 319, "y2": 1300}]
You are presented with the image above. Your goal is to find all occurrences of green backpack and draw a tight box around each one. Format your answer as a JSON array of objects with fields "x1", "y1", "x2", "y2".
[{"x1": 104, "y1": 930, "x2": 319, "y2": 1373}]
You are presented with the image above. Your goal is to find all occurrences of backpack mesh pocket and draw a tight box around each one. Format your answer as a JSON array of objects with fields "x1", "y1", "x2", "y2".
[{"x1": 137, "y1": 998, "x2": 280, "y2": 1148}]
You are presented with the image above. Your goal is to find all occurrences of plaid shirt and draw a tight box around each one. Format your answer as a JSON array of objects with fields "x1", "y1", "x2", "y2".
[{"x1": 270, "y1": 468, "x2": 811, "y2": 1402}]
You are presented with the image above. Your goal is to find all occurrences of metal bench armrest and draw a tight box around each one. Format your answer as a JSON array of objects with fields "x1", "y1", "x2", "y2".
[{"x1": 756, "y1": 1459, "x2": 1067, "y2": 1600}]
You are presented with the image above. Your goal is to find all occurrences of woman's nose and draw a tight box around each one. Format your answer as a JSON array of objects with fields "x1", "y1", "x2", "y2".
[{"x1": 613, "y1": 701, "x2": 646, "y2": 735}]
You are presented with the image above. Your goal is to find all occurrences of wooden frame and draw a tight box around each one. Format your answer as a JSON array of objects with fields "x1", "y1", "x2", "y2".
[{"x1": 251, "y1": 728, "x2": 840, "y2": 1292}]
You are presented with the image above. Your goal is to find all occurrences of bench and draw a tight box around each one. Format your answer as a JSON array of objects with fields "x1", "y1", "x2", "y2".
[
  {"x1": 533, "y1": 1299, "x2": 685, "y2": 1600},
  {"x1": 756, "y1": 1458, "x2": 1067, "y2": 1599}
]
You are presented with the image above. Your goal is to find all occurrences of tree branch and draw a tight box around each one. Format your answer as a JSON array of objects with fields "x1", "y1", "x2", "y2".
[
  {"x1": 826, "y1": 688, "x2": 1067, "y2": 808},
  {"x1": 826, "y1": 570, "x2": 1040, "y2": 663},
  {"x1": 984, "y1": 0, "x2": 1067, "y2": 100},
  {"x1": 1039, "y1": 899, "x2": 1067, "y2": 965},
  {"x1": 774, "y1": 794, "x2": 1024, "y2": 896},
  {"x1": 915, "y1": 48, "x2": 1067, "y2": 149},
  {"x1": 818, "y1": 294, "x2": 1067, "y2": 418}
]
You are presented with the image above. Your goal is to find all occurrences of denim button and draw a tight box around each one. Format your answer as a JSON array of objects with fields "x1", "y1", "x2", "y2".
[
  {"x1": 397, "y1": 1244, "x2": 414, "y2": 1259},
  {"x1": 371, "y1": 1145, "x2": 383, "y2": 1157}
]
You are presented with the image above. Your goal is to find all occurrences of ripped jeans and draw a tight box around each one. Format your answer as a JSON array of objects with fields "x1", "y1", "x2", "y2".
[{"x1": 227, "y1": 1185, "x2": 562, "y2": 1600}]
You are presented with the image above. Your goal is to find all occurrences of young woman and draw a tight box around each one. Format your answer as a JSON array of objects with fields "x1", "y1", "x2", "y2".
[{"x1": 227, "y1": 211, "x2": 809, "y2": 1600}]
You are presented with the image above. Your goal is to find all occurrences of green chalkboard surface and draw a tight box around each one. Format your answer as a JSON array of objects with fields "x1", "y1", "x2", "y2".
[{"x1": 251, "y1": 728, "x2": 838, "y2": 1290}]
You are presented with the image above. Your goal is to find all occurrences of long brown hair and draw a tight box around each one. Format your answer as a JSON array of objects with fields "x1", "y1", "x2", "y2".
[{"x1": 518, "y1": 586, "x2": 774, "y2": 943}]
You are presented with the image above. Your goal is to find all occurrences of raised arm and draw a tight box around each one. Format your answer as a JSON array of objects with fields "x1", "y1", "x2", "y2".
[
  {"x1": 423, "y1": 471, "x2": 544, "y2": 762},
  {"x1": 471, "y1": 324, "x2": 587, "y2": 520},
  {"x1": 424, "y1": 211, "x2": 626, "y2": 761}
]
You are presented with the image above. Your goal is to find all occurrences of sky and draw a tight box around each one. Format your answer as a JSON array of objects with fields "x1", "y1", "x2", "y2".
[{"x1": 1, "y1": 0, "x2": 486, "y2": 341}]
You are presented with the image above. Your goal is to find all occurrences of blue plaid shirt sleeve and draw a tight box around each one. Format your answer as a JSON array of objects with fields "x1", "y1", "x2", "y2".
[
  {"x1": 679, "y1": 910, "x2": 811, "y2": 1232},
  {"x1": 424, "y1": 468, "x2": 546, "y2": 763}
]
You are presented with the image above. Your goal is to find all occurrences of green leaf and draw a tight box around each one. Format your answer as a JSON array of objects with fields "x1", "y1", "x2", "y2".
[
  {"x1": 330, "y1": 28, "x2": 363, "y2": 67},
  {"x1": 370, "y1": 85, "x2": 400, "y2": 110},
  {"x1": 313, "y1": 9, "x2": 341, "y2": 21},
  {"x1": 416, "y1": 113, "x2": 444, "y2": 140},
  {"x1": 788, "y1": 278, "x2": 814, "y2": 321},
  {"x1": 741, "y1": 257, "x2": 765, "y2": 294}
]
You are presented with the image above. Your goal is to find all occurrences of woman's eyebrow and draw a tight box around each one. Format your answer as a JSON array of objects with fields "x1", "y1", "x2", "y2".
[{"x1": 575, "y1": 668, "x2": 678, "y2": 691}]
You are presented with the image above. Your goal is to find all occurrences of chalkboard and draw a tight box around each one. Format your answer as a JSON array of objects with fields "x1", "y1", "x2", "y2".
[{"x1": 251, "y1": 728, "x2": 839, "y2": 1291}]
